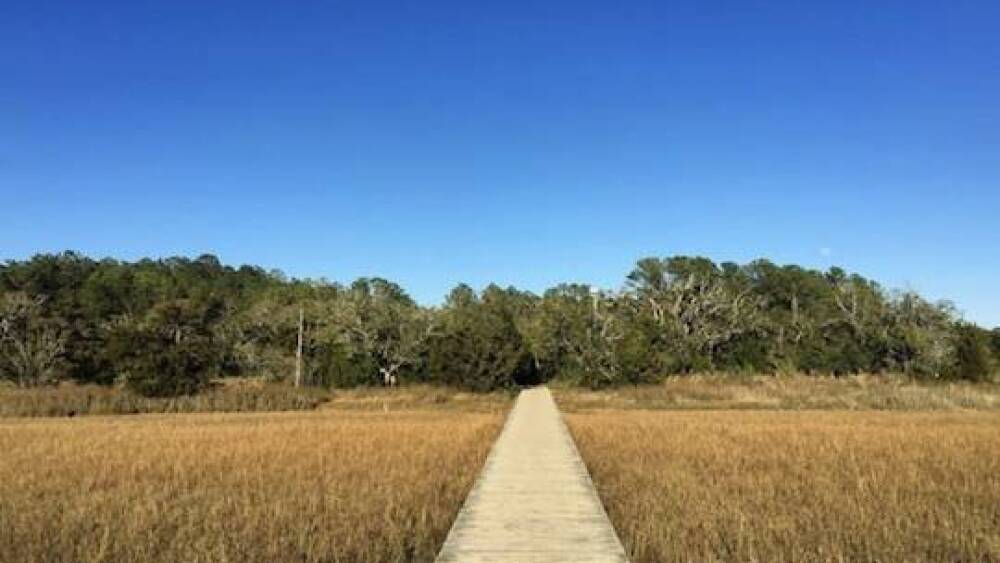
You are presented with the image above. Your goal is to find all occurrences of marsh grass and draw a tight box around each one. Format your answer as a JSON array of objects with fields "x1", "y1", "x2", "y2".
[
  {"x1": 0, "y1": 380, "x2": 331, "y2": 417},
  {"x1": 0, "y1": 381, "x2": 515, "y2": 418},
  {"x1": 0, "y1": 407, "x2": 506, "y2": 562},
  {"x1": 568, "y1": 410, "x2": 1000, "y2": 562},
  {"x1": 554, "y1": 374, "x2": 1000, "y2": 412},
  {"x1": 323, "y1": 384, "x2": 515, "y2": 412}
]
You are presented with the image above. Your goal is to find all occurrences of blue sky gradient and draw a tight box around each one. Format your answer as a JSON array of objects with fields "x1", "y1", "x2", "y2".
[{"x1": 2, "y1": 1, "x2": 998, "y2": 325}]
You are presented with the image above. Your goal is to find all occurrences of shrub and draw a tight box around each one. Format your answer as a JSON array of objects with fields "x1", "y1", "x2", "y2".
[{"x1": 952, "y1": 324, "x2": 994, "y2": 382}]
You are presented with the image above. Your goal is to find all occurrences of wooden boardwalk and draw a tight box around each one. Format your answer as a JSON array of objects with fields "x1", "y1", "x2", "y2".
[{"x1": 436, "y1": 386, "x2": 628, "y2": 563}]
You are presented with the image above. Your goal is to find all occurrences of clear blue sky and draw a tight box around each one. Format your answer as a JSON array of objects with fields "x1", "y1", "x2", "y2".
[{"x1": 2, "y1": 1, "x2": 998, "y2": 326}]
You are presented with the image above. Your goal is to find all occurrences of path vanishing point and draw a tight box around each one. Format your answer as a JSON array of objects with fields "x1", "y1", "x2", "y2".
[{"x1": 436, "y1": 386, "x2": 629, "y2": 562}]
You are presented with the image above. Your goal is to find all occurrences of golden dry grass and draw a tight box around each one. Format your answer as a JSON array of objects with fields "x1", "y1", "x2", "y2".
[
  {"x1": 555, "y1": 374, "x2": 1000, "y2": 412},
  {"x1": 0, "y1": 380, "x2": 331, "y2": 417},
  {"x1": 0, "y1": 381, "x2": 515, "y2": 418},
  {"x1": 0, "y1": 407, "x2": 506, "y2": 562},
  {"x1": 567, "y1": 410, "x2": 1000, "y2": 562},
  {"x1": 322, "y1": 384, "x2": 514, "y2": 412}
]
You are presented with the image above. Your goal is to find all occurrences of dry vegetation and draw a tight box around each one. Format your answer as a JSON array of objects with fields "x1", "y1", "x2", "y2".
[
  {"x1": 0, "y1": 380, "x2": 331, "y2": 417},
  {"x1": 0, "y1": 381, "x2": 516, "y2": 418},
  {"x1": 322, "y1": 384, "x2": 515, "y2": 412},
  {"x1": 568, "y1": 409, "x2": 1000, "y2": 562},
  {"x1": 0, "y1": 404, "x2": 507, "y2": 562},
  {"x1": 555, "y1": 374, "x2": 1000, "y2": 412}
]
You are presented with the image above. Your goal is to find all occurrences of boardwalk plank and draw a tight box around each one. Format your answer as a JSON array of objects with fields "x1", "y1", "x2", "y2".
[{"x1": 436, "y1": 387, "x2": 628, "y2": 563}]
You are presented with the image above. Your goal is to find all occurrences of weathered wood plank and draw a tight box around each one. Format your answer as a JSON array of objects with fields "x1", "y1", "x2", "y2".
[{"x1": 436, "y1": 387, "x2": 628, "y2": 563}]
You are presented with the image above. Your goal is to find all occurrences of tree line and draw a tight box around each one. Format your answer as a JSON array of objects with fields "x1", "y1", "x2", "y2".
[{"x1": 1, "y1": 252, "x2": 996, "y2": 395}]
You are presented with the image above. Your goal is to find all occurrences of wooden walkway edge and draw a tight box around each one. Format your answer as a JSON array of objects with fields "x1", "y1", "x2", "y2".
[{"x1": 436, "y1": 386, "x2": 629, "y2": 562}]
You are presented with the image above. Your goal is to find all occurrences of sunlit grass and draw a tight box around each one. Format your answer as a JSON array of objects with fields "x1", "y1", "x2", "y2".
[
  {"x1": 568, "y1": 409, "x2": 1000, "y2": 562},
  {"x1": 0, "y1": 406, "x2": 506, "y2": 562},
  {"x1": 555, "y1": 374, "x2": 1000, "y2": 412}
]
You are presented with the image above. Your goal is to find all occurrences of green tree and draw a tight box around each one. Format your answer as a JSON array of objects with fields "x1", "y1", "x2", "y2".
[
  {"x1": 0, "y1": 293, "x2": 67, "y2": 386},
  {"x1": 989, "y1": 328, "x2": 1000, "y2": 360},
  {"x1": 883, "y1": 293, "x2": 957, "y2": 377},
  {"x1": 430, "y1": 284, "x2": 535, "y2": 391},
  {"x1": 952, "y1": 324, "x2": 994, "y2": 381},
  {"x1": 626, "y1": 257, "x2": 765, "y2": 372},
  {"x1": 332, "y1": 278, "x2": 433, "y2": 386},
  {"x1": 107, "y1": 299, "x2": 224, "y2": 397}
]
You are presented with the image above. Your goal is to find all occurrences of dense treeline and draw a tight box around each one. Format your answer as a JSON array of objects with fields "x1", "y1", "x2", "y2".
[{"x1": 1, "y1": 252, "x2": 996, "y2": 395}]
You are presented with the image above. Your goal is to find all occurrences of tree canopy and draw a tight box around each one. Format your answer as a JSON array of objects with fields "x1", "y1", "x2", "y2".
[{"x1": 1, "y1": 252, "x2": 995, "y2": 394}]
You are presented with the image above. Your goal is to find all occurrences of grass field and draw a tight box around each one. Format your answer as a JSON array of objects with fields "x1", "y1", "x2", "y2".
[
  {"x1": 6, "y1": 377, "x2": 998, "y2": 562},
  {"x1": 555, "y1": 374, "x2": 1000, "y2": 412},
  {"x1": 321, "y1": 384, "x2": 515, "y2": 412},
  {"x1": 0, "y1": 404, "x2": 506, "y2": 562},
  {"x1": 0, "y1": 380, "x2": 331, "y2": 417},
  {"x1": 0, "y1": 381, "x2": 515, "y2": 418},
  {"x1": 567, "y1": 409, "x2": 1000, "y2": 562}
]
